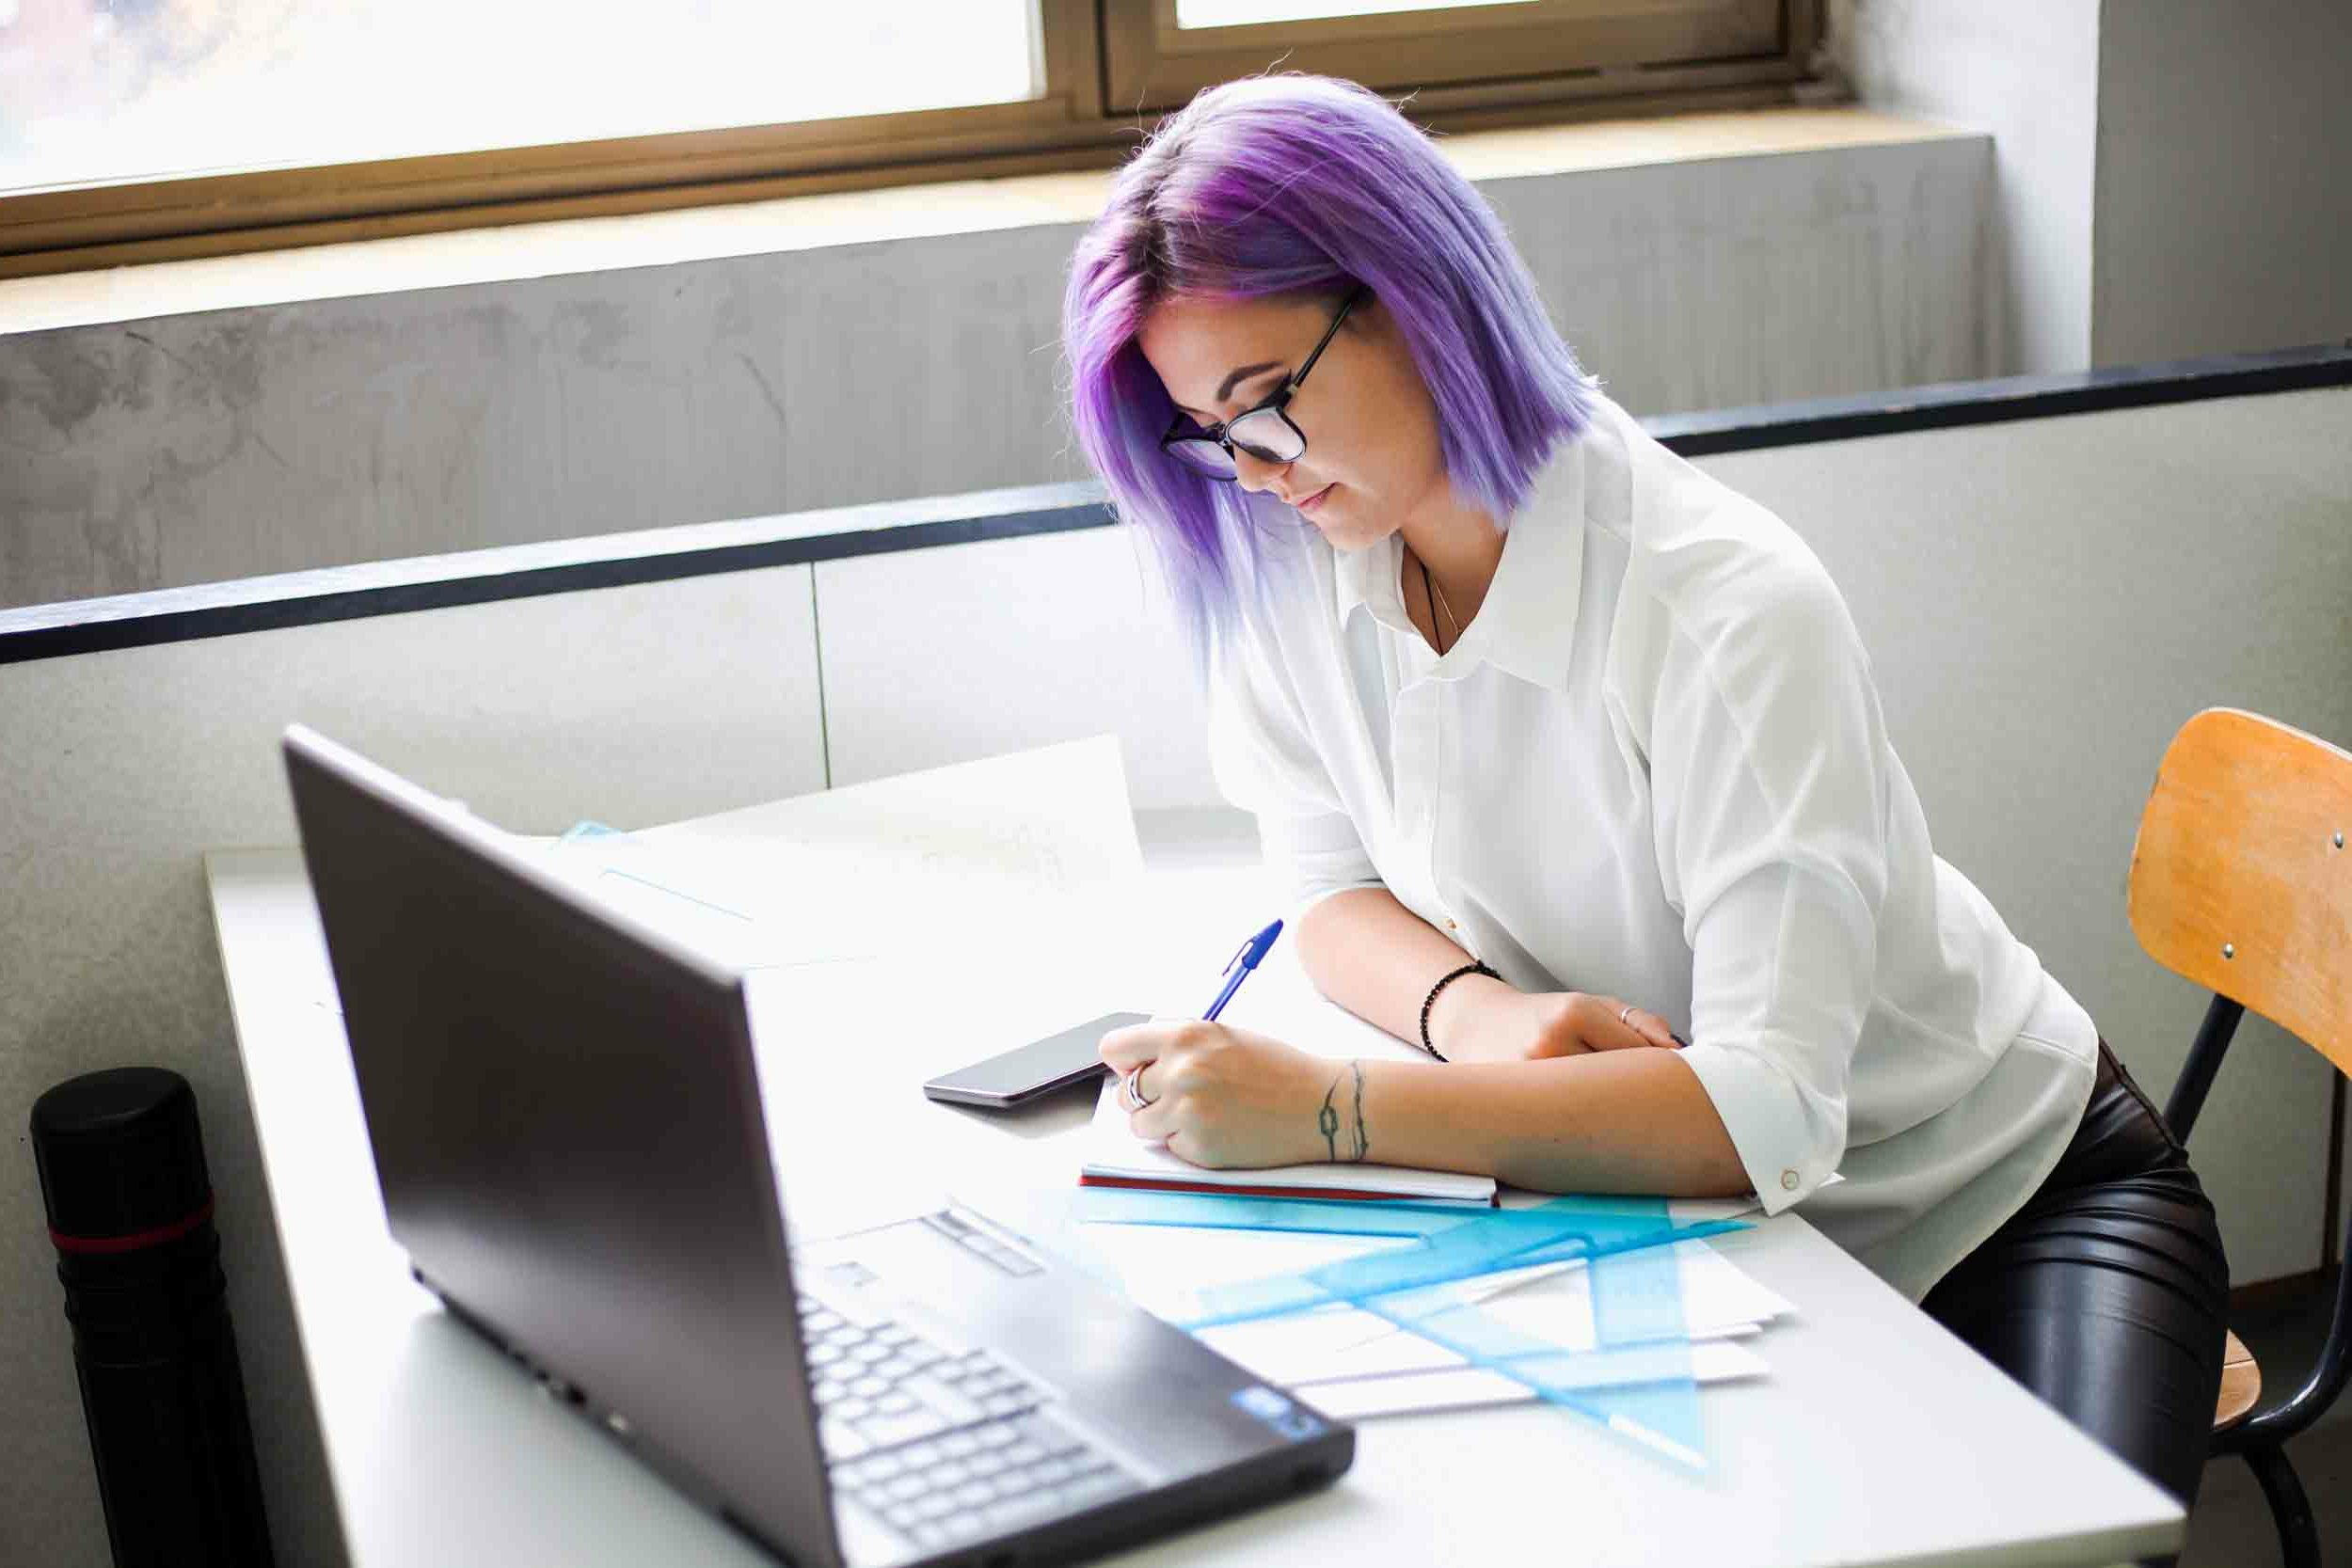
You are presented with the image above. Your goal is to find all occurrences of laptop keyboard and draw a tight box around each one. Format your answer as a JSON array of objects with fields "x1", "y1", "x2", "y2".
[{"x1": 799, "y1": 1294, "x2": 1141, "y2": 1553}]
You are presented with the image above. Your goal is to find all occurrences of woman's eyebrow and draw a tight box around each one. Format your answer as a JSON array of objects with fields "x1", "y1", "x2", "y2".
[{"x1": 1175, "y1": 360, "x2": 1285, "y2": 416}]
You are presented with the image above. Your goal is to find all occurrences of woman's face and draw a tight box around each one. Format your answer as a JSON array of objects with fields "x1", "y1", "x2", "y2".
[{"x1": 1136, "y1": 291, "x2": 1449, "y2": 553}]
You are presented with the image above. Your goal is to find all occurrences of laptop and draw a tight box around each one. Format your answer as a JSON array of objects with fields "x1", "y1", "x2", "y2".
[{"x1": 280, "y1": 725, "x2": 1355, "y2": 1568}]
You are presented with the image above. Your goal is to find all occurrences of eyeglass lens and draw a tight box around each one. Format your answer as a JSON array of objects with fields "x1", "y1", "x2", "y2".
[{"x1": 1166, "y1": 409, "x2": 1306, "y2": 476}]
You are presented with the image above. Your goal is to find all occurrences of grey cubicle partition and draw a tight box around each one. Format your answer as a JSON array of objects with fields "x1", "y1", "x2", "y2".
[{"x1": 1, "y1": 348, "x2": 2347, "y2": 1568}]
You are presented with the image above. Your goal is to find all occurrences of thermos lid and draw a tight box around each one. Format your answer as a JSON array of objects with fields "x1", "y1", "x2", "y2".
[{"x1": 30, "y1": 1068, "x2": 212, "y2": 1245}]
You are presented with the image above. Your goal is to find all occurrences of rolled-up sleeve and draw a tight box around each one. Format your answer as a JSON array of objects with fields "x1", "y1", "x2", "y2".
[
  {"x1": 1206, "y1": 631, "x2": 1382, "y2": 916},
  {"x1": 1647, "y1": 558, "x2": 1891, "y2": 1212}
]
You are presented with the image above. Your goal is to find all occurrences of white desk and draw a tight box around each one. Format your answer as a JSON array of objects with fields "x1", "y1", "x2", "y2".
[{"x1": 207, "y1": 833, "x2": 2184, "y2": 1568}]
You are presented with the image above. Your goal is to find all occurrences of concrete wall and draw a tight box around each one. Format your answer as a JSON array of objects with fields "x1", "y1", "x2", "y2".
[
  {"x1": 1828, "y1": 0, "x2": 2101, "y2": 376},
  {"x1": 1833, "y1": 0, "x2": 2352, "y2": 373},
  {"x1": 0, "y1": 132, "x2": 1994, "y2": 610},
  {"x1": 2091, "y1": 0, "x2": 2352, "y2": 366}
]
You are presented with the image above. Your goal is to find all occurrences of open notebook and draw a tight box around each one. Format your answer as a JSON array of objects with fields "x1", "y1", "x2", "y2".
[
  {"x1": 1075, "y1": 946, "x2": 1500, "y2": 1204},
  {"x1": 1077, "y1": 1074, "x2": 1499, "y2": 1204}
]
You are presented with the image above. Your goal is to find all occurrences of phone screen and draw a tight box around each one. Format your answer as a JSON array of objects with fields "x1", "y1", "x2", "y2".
[{"x1": 922, "y1": 1011, "x2": 1151, "y2": 1107}]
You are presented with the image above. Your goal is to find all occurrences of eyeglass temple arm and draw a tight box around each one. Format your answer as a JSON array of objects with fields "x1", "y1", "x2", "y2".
[{"x1": 1289, "y1": 284, "x2": 1368, "y2": 389}]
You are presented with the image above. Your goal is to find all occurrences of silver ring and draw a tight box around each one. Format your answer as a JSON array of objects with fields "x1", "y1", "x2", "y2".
[
  {"x1": 1121, "y1": 1062, "x2": 1156, "y2": 1111},
  {"x1": 1619, "y1": 1005, "x2": 1634, "y2": 1027}
]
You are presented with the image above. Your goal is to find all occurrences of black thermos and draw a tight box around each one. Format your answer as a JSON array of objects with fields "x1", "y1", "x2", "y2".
[{"x1": 30, "y1": 1067, "x2": 276, "y2": 1568}]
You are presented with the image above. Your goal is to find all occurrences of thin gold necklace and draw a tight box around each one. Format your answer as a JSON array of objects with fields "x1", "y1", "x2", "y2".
[{"x1": 1419, "y1": 556, "x2": 1461, "y2": 656}]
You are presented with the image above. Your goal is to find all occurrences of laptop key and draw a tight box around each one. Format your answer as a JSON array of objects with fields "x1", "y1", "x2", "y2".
[
  {"x1": 818, "y1": 1417, "x2": 869, "y2": 1462},
  {"x1": 1012, "y1": 1414, "x2": 1090, "y2": 1459},
  {"x1": 938, "y1": 1513, "x2": 991, "y2": 1542},
  {"x1": 904, "y1": 1374, "x2": 985, "y2": 1428},
  {"x1": 858, "y1": 1408, "x2": 949, "y2": 1449},
  {"x1": 983, "y1": 1497, "x2": 1057, "y2": 1532}
]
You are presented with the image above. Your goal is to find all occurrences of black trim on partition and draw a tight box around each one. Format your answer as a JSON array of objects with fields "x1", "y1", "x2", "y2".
[
  {"x1": 1645, "y1": 341, "x2": 2352, "y2": 456},
  {"x1": 0, "y1": 483, "x2": 1117, "y2": 666},
  {"x1": 5, "y1": 342, "x2": 2349, "y2": 667}
]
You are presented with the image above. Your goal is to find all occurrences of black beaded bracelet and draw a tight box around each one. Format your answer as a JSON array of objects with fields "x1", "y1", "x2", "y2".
[{"x1": 1418, "y1": 961, "x2": 1500, "y2": 1062}]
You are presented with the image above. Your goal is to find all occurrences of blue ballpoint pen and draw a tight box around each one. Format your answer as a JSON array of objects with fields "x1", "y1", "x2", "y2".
[{"x1": 1202, "y1": 918, "x2": 1283, "y2": 1022}]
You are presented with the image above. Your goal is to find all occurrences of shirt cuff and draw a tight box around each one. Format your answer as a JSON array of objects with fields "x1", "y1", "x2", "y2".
[{"x1": 1673, "y1": 1037, "x2": 1841, "y2": 1213}]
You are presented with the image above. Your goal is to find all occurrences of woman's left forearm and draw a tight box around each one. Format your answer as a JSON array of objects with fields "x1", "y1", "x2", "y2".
[{"x1": 1340, "y1": 1048, "x2": 1752, "y2": 1198}]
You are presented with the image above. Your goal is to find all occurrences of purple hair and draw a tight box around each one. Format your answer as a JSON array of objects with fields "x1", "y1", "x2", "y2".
[{"x1": 1061, "y1": 73, "x2": 1594, "y2": 663}]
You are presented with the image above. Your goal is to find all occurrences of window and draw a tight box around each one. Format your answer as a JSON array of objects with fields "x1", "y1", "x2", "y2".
[{"x1": 0, "y1": 0, "x2": 1817, "y2": 280}]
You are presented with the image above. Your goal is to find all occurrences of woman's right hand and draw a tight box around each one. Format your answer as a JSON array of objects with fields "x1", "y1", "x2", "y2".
[{"x1": 1430, "y1": 976, "x2": 1685, "y2": 1063}]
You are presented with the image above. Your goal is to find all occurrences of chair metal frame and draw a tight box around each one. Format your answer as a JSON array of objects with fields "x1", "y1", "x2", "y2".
[{"x1": 2164, "y1": 995, "x2": 2351, "y2": 1568}]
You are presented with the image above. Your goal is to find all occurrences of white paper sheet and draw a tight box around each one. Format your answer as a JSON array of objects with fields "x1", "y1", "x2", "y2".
[
  {"x1": 544, "y1": 736, "x2": 1147, "y2": 971},
  {"x1": 1299, "y1": 1338, "x2": 1771, "y2": 1422}
]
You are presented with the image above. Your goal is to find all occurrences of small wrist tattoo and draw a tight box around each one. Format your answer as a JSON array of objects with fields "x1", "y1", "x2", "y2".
[{"x1": 1318, "y1": 1064, "x2": 1371, "y2": 1164}]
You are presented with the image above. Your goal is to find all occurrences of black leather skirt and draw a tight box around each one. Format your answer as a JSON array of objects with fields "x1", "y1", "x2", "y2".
[{"x1": 1920, "y1": 1037, "x2": 2231, "y2": 1524}]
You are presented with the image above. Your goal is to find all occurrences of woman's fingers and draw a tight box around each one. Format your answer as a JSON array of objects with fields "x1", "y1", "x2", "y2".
[
  {"x1": 1099, "y1": 1020, "x2": 1175, "y2": 1072},
  {"x1": 1629, "y1": 1007, "x2": 1678, "y2": 1049},
  {"x1": 1123, "y1": 1059, "x2": 1181, "y2": 1141},
  {"x1": 1593, "y1": 996, "x2": 1682, "y2": 1051}
]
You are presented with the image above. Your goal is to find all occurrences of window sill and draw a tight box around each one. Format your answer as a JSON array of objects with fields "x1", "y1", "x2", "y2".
[{"x1": 0, "y1": 105, "x2": 1972, "y2": 339}]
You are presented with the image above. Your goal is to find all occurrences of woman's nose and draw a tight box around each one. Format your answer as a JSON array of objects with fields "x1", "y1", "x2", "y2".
[{"x1": 1232, "y1": 449, "x2": 1289, "y2": 493}]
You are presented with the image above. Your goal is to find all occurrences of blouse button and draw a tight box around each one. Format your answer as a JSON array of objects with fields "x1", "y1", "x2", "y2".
[
  {"x1": 1780, "y1": 1169, "x2": 1800, "y2": 1192},
  {"x1": 1444, "y1": 918, "x2": 1458, "y2": 932}
]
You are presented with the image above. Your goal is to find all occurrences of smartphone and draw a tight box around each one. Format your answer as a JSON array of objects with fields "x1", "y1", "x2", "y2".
[{"x1": 922, "y1": 1011, "x2": 1151, "y2": 1109}]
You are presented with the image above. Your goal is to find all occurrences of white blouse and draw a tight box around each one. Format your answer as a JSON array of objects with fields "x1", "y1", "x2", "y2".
[{"x1": 1204, "y1": 391, "x2": 2098, "y2": 1302}]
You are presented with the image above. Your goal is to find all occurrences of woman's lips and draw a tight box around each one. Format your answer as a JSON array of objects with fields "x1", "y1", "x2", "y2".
[{"x1": 1296, "y1": 483, "x2": 1337, "y2": 515}]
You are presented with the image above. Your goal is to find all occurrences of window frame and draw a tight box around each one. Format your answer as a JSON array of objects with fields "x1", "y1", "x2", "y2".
[
  {"x1": 1104, "y1": 0, "x2": 1807, "y2": 116},
  {"x1": 0, "y1": 0, "x2": 1819, "y2": 281}
]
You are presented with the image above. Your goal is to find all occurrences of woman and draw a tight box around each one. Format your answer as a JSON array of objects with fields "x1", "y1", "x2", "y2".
[{"x1": 1061, "y1": 74, "x2": 2230, "y2": 1512}]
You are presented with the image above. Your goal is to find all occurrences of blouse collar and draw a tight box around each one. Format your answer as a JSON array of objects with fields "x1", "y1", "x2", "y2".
[{"x1": 1331, "y1": 435, "x2": 1587, "y2": 692}]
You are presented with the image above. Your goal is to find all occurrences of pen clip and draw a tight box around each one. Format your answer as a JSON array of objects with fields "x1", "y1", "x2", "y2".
[{"x1": 1222, "y1": 936, "x2": 1255, "y2": 975}]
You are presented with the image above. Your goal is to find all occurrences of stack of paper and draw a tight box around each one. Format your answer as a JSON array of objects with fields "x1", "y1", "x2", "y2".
[{"x1": 1077, "y1": 1217, "x2": 1792, "y2": 1423}]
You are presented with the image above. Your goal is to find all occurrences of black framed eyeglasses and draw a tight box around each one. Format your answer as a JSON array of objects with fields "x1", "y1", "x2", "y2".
[{"x1": 1158, "y1": 284, "x2": 1366, "y2": 480}]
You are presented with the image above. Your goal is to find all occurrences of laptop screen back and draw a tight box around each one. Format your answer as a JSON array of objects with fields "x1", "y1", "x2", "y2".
[{"x1": 282, "y1": 726, "x2": 838, "y2": 1566}]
